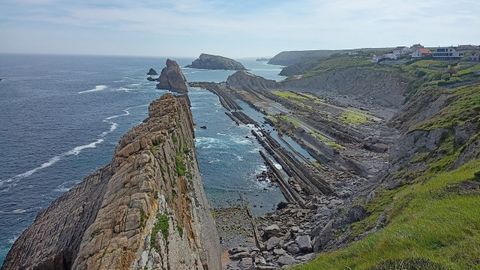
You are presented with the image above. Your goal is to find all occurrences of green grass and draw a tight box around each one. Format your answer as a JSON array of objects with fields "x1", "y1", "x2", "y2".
[
  {"x1": 175, "y1": 152, "x2": 187, "y2": 176},
  {"x1": 416, "y1": 84, "x2": 480, "y2": 130},
  {"x1": 151, "y1": 213, "x2": 169, "y2": 251},
  {"x1": 309, "y1": 131, "x2": 344, "y2": 150},
  {"x1": 304, "y1": 55, "x2": 373, "y2": 76},
  {"x1": 340, "y1": 110, "x2": 370, "y2": 125},
  {"x1": 291, "y1": 160, "x2": 480, "y2": 270}
]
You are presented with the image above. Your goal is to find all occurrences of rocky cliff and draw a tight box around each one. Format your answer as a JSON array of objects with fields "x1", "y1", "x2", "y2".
[
  {"x1": 186, "y1": 54, "x2": 245, "y2": 70},
  {"x1": 281, "y1": 67, "x2": 409, "y2": 110},
  {"x1": 2, "y1": 94, "x2": 221, "y2": 270},
  {"x1": 157, "y1": 59, "x2": 188, "y2": 93},
  {"x1": 226, "y1": 71, "x2": 279, "y2": 92}
]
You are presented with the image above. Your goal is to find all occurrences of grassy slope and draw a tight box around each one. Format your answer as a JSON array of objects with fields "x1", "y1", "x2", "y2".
[
  {"x1": 290, "y1": 60, "x2": 480, "y2": 269},
  {"x1": 293, "y1": 160, "x2": 480, "y2": 270}
]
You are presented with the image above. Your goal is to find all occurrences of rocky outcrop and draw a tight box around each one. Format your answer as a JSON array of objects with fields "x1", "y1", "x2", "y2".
[
  {"x1": 187, "y1": 54, "x2": 245, "y2": 70},
  {"x1": 2, "y1": 94, "x2": 221, "y2": 270},
  {"x1": 226, "y1": 71, "x2": 279, "y2": 92},
  {"x1": 157, "y1": 59, "x2": 188, "y2": 93},
  {"x1": 268, "y1": 50, "x2": 346, "y2": 66},
  {"x1": 281, "y1": 67, "x2": 409, "y2": 109},
  {"x1": 147, "y1": 68, "x2": 158, "y2": 76}
]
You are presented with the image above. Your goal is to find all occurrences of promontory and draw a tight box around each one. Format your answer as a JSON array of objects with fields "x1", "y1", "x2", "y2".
[{"x1": 186, "y1": 53, "x2": 246, "y2": 70}]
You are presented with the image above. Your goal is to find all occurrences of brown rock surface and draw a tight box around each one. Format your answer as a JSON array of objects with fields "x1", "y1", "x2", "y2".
[
  {"x1": 2, "y1": 94, "x2": 221, "y2": 270},
  {"x1": 157, "y1": 59, "x2": 188, "y2": 93}
]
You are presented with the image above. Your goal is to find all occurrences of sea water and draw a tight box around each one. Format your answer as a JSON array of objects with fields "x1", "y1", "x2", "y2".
[{"x1": 0, "y1": 54, "x2": 284, "y2": 264}]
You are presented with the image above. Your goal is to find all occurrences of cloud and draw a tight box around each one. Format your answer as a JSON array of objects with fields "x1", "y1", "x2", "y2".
[{"x1": 0, "y1": 0, "x2": 479, "y2": 56}]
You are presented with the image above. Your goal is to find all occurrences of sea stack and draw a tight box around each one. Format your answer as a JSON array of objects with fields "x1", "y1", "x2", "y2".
[
  {"x1": 157, "y1": 59, "x2": 188, "y2": 93},
  {"x1": 147, "y1": 68, "x2": 158, "y2": 76},
  {"x1": 186, "y1": 53, "x2": 246, "y2": 70},
  {"x1": 2, "y1": 94, "x2": 221, "y2": 270}
]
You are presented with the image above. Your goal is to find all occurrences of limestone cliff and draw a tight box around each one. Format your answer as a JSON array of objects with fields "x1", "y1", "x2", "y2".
[
  {"x1": 157, "y1": 59, "x2": 188, "y2": 93},
  {"x1": 2, "y1": 94, "x2": 221, "y2": 270},
  {"x1": 187, "y1": 54, "x2": 245, "y2": 70}
]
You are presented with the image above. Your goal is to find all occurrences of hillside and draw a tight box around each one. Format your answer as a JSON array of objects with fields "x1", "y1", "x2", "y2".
[{"x1": 284, "y1": 55, "x2": 480, "y2": 269}]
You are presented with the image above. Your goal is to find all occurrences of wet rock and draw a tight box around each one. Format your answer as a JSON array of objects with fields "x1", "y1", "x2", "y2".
[
  {"x1": 273, "y1": 248, "x2": 286, "y2": 255},
  {"x1": 200, "y1": 125, "x2": 207, "y2": 129},
  {"x1": 295, "y1": 235, "x2": 312, "y2": 252}
]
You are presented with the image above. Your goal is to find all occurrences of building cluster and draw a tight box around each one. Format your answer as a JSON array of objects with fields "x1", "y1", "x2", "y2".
[{"x1": 372, "y1": 44, "x2": 480, "y2": 63}]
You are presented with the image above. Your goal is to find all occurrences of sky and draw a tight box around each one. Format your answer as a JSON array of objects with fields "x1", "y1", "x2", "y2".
[{"x1": 0, "y1": 0, "x2": 479, "y2": 58}]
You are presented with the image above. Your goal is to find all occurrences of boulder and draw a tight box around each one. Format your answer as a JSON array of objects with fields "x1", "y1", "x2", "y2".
[
  {"x1": 266, "y1": 236, "x2": 282, "y2": 250},
  {"x1": 239, "y1": 257, "x2": 253, "y2": 269},
  {"x1": 157, "y1": 59, "x2": 188, "y2": 93},
  {"x1": 277, "y1": 255, "x2": 296, "y2": 266},
  {"x1": 295, "y1": 235, "x2": 312, "y2": 252},
  {"x1": 263, "y1": 224, "x2": 281, "y2": 239},
  {"x1": 187, "y1": 53, "x2": 246, "y2": 70}
]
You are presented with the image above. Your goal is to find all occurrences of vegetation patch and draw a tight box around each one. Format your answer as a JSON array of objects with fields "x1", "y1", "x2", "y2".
[
  {"x1": 340, "y1": 110, "x2": 370, "y2": 125},
  {"x1": 309, "y1": 131, "x2": 344, "y2": 150},
  {"x1": 151, "y1": 213, "x2": 169, "y2": 251},
  {"x1": 291, "y1": 160, "x2": 480, "y2": 270},
  {"x1": 175, "y1": 152, "x2": 187, "y2": 176},
  {"x1": 416, "y1": 84, "x2": 480, "y2": 130}
]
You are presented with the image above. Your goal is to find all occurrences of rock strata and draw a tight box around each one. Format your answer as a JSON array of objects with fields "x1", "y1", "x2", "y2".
[
  {"x1": 187, "y1": 54, "x2": 246, "y2": 70},
  {"x1": 157, "y1": 59, "x2": 188, "y2": 93},
  {"x1": 2, "y1": 94, "x2": 221, "y2": 270}
]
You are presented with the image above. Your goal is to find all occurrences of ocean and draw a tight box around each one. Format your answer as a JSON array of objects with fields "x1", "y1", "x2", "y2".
[{"x1": 0, "y1": 54, "x2": 285, "y2": 264}]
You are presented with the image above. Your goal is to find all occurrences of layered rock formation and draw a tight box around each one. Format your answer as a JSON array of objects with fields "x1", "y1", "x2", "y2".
[
  {"x1": 187, "y1": 54, "x2": 245, "y2": 70},
  {"x1": 226, "y1": 71, "x2": 279, "y2": 92},
  {"x1": 2, "y1": 94, "x2": 221, "y2": 270},
  {"x1": 157, "y1": 59, "x2": 188, "y2": 93}
]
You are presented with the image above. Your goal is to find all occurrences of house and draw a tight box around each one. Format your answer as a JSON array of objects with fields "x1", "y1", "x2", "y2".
[
  {"x1": 411, "y1": 48, "x2": 432, "y2": 58},
  {"x1": 392, "y1": 46, "x2": 412, "y2": 57},
  {"x1": 471, "y1": 53, "x2": 480, "y2": 62},
  {"x1": 432, "y1": 47, "x2": 464, "y2": 60},
  {"x1": 411, "y1": 44, "x2": 424, "y2": 50}
]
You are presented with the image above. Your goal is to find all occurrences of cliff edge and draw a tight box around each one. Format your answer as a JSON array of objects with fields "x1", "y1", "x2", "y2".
[{"x1": 2, "y1": 94, "x2": 221, "y2": 270}]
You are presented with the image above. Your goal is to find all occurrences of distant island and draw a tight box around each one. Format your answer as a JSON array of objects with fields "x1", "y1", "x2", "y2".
[
  {"x1": 186, "y1": 53, "x2": 246, "y2": 70},
  {"x1": 256, "y1": 57, "x2": 270, "y2": 62}
]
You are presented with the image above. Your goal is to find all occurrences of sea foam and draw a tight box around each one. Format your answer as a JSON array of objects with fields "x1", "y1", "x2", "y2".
[{"x1": 78, "y1": 85, "x2": 108, "y2": 94}]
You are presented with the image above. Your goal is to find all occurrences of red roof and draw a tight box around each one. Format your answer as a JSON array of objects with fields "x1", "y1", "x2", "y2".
[{"x1": 418, "y1": 48, "x2": 432, "y2": 55}]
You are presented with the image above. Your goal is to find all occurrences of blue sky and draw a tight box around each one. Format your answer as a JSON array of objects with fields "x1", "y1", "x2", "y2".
[{"x1": 0, "y1": 0, "x2": 479, "y2": 57}]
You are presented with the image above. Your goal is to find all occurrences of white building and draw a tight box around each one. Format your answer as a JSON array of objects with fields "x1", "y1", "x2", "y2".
[{"x1": 432, "y1": 47, "x2": 463, "y2": 59}]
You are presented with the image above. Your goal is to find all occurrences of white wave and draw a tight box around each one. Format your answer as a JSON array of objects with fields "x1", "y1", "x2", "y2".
[
  {"x1": 230, "y1": 136, "x2": 251, "y2": 145},
  {"x1": 208, "y1": 158, "x2": 220, "y2": 164},
  {"x1": 78, "y1": 85, "x2": 107, "y2": 94},
  {"x1": 0, "y1": 103, "x2": 149, "y2": 189},
  {"x1": 234, "y1": 154, "x2": 244, "y2": 161},
  {"x1": 8, "y1": 235, "x2": 19, "y2": 244},
  {"x1": 248, "y1": 147, "x2": 261, "y2": 153},
  {"x1": 12, "y1": 209, "x2": 27, "y2": 214},
  {"x1": 116, "y1": 87, "x2": 133, "y2": 92}
]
